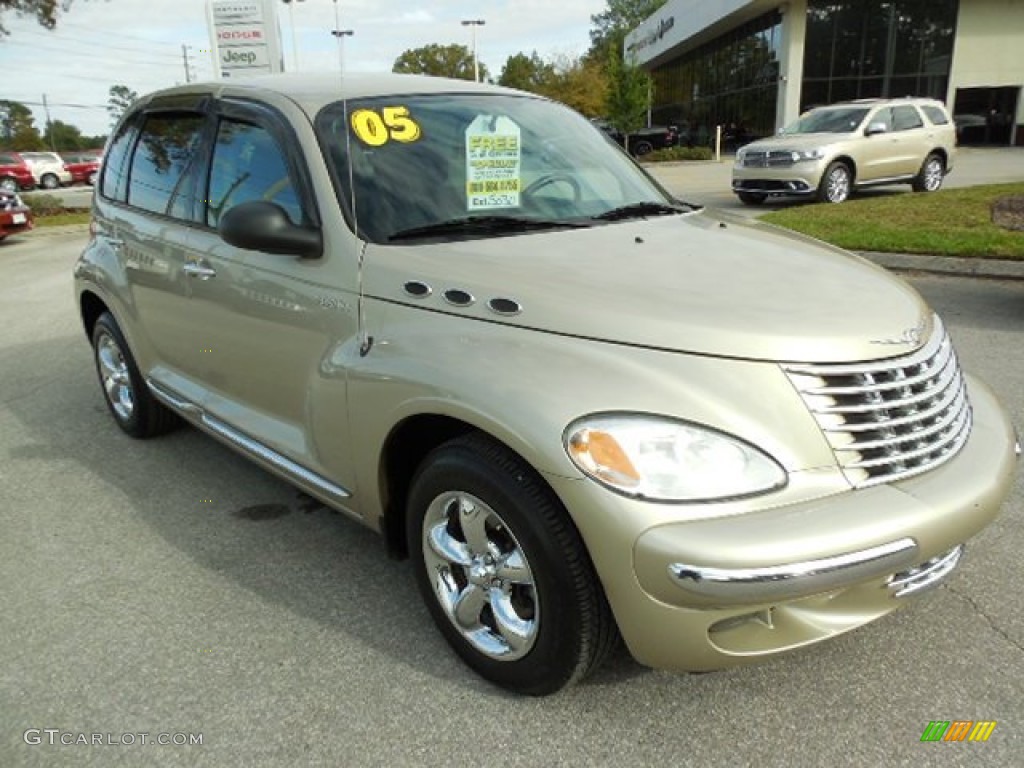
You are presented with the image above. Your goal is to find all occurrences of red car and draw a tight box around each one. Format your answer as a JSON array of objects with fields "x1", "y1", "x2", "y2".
[
  {"x1": 61, "y1": 152, "x2": 102, "y2": 185},
  {"x1": 0, "y1": 151, "x2": 36, "y2": 193},
  {"x1": 0, "y1": 189, "x2": 34, "y2": 240}
]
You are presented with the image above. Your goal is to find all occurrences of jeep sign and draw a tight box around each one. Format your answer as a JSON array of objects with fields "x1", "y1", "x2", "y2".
[{"x1": 207, "y1": 0, "x2": 283, "y2": 78}]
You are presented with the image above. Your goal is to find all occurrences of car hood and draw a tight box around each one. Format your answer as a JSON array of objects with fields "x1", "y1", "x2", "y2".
[
  {"x1": 361, "y1": 211, "x2": 930, "y2": 363},
  {"x1": 743, "y1": 133, "x2": 851, "y2": 151}
]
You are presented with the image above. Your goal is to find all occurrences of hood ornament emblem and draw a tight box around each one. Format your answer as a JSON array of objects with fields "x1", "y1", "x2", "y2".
[{"x1": 871, "y1": 321, "x2": 927, "y2": 346}]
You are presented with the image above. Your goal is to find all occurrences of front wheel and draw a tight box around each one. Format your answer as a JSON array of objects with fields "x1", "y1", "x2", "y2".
[
  {"x1": 0, "y1": 177, "x2": 17, "y2": 194},
  {"x1": 632, "y1": 140, "x2": 654, "y2": 157},
  {"x1": 40, "y1": 173, "x2": 60, "y2": 190},
  {"x1": 737, "y1": 191, "x2": 766, "y2": 205},
  {"x1": 407, "y1": 434, "x2": 618, "y2": 695},
  {"x1": 817, "y1": 161, "x2": 852, "y2": 203},
  {"x1": 912, "y1": 153, "x2": 944, "y2": 192}
]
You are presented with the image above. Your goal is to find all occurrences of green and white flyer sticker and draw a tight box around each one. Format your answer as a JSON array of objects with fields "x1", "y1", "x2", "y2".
[{"x1": 465, "y1": 116, "x2": 521, "y2": 210}]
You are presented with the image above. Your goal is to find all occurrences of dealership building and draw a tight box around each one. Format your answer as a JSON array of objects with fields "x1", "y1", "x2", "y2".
[{"x1": 625, "y1": 0, "x2": 1024, "y2": 145}]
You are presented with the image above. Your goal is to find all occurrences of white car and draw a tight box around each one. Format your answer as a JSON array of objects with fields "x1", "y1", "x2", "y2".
[{"x1": 19, "y1": 151, "x2": 73, "y2": 189}]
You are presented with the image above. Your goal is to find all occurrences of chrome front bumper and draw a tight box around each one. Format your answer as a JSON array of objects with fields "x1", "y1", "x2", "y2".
[{"x1": 668, "y1": 540, "x2": 966, "y2": 604}]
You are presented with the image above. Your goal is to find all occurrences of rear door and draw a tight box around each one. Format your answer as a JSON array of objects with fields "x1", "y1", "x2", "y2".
[{"x1": 889, "y1": 105, "x2": 929, "y2": 176}]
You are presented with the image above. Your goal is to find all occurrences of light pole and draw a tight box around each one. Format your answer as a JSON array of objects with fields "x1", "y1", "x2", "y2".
[
  {"x1": 460, "y1": 19, "x2": 485, "y2": 82},
  {"x1": 281, "y1": 0, "x2": 305, "y2": 72},
  {"x1": 331, "y1": 0, "x2": 354, "y2": 74}
]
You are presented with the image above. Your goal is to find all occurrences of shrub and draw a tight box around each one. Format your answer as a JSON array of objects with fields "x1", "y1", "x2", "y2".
[
  {"x1": 21, "y1": 193, "x2": 68, "y2": 217},
  {"x1": 643, "y1": 146, "x2": 714, "y2": 163}
]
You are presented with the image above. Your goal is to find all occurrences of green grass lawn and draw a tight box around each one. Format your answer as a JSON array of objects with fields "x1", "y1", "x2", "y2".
[
  {"x1": 760, "y1": 183, "x2": 1024, "y2": 259},
  {"x1": 34, "y1": 211, "x2": 91, "y2": 228}
]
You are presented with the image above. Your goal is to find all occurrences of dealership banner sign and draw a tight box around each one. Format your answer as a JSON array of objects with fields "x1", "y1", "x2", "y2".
[{"x1": 207, "y1": 0, "x2": 284, "y2": 78}]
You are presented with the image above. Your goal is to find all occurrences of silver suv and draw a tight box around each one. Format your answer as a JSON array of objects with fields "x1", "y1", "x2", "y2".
[{"x1": 732, "y1": 98, "x2": 956, "y2": 204}]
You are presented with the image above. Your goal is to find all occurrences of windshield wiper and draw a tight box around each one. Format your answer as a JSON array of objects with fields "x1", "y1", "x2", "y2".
[
  {"x1": 389, "y1": 215, "x2": 589, "y2": 242},
  {"x1": 592, "y1": 201, "x2": 691, "y2": 221}
]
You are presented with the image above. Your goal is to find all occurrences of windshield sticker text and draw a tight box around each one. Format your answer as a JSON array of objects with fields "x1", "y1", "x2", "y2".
[
  {"x1": 465, "y1": 116, "x2": 522, "y2": 211},
  {"x1": 350, "y1": 107, "x2": 422, "y2": 147}
]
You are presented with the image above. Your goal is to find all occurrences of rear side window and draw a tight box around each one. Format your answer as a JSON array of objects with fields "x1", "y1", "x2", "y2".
[
  {"x1": 892, "y1": 106, "x2": 924, "y2": 131},
  {"x1": 101, "y1": 120, "x2": 138, "y2": 202},
  {"x1": 205, "y1": 119, "x2": 304, "y2": 227},
  {"x1": 921, "y1": 105, "x2": 950, "y2": 125},
  {"x1": 127, "y1": 113, "x2": 205, "y2": 215}
]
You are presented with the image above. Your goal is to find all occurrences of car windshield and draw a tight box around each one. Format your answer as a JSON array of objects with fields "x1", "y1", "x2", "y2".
[
  {"x1": 316, "y1": 94, "x2": 679, "y2": 243},
  {"x1": 781, "y1": 107, "x2": 871, "y2": 134}
]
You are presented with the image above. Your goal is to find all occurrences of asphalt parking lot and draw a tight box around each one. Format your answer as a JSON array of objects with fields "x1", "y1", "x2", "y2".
[{"x1": 2, "y1": 220, "x2": 1023, "y2": 764}]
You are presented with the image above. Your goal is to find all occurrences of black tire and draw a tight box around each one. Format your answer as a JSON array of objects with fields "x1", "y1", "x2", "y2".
[
  {"x1": 816, "y1": 161, "x2": 852, "y2": 203},
  {"x1": 737, "y1": 191, "x2": 766, "y2": 205},
  {"x1": 407, "y1": 433, "x2": 618, "y2": 695},
  {"x1": 0, "y1": 176, "x2": 17, "y2": 194},
  {"x1": 91, "y1": 312, "x2": 178, "y2": 438},
  {"x1": 40, "y1": 173, "x2": 60, "y2": 190},
  {"x1": 633, "y1": 140, "x2": 654, "y2": 156},
  {"x1": 912, "y1": 153, "x2": 944, "y2": 193}
]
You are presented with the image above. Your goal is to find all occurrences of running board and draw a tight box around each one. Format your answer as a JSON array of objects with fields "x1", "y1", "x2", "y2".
[{"x1": 147, "y1": 378, "x2": 352, "y2": 504}]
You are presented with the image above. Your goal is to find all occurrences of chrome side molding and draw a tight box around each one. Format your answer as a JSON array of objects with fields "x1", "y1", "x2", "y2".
[{"x1": 146, "y1": 378, "x2": 352, "y2": 503}]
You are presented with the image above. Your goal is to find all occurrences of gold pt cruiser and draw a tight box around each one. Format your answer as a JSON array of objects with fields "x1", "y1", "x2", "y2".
[{"x1": 74, "y1": 75, "x2": 1018, "y2": 695}]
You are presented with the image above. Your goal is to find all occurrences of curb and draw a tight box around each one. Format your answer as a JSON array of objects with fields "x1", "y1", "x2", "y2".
[{"x1": 858, "y1": 251, "x2": 1024, "y2": 281}]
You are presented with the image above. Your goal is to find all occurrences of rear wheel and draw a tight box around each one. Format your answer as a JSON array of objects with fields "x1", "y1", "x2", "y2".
[
  {"x1": 817, "y1": 161, "x2": 852, "y2": 203},
  {"x1": 912, "y1": 153, "x2": 944, "y2": 193},
  {"x1": 407, "y1": 434, "x2": 618, "y2": 695},
  {"x1": 91, "y1": 312, "x2": 178, "y2": 438},
  {"x1": 0, "y1": 177, "x2": 17, "y2": 194},
  {"x1": 737, "y1": 191, "x2": 766, "y2": 205}
]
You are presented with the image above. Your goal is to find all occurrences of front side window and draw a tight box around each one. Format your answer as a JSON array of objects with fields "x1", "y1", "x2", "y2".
[
  {"x1": 205, "y1": 119, "x2": 304, "y2": 228},
  {"x1": 317, "y1": 94, "x2": 677, "y2": 243},
  {"x1": 127, "y1": 113, "x2": 204, "y2": 215}
]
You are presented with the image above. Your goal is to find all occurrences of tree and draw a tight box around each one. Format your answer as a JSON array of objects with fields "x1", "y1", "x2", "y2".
[
  {"x1": 0, "y1": 99, "x2": 44, "y2": 150},
  {"x1": 392, "y1": 43, "x2": 488, "y2": 82},
  {"x1": 43, "y1": 118, "x2": 84, "y2": 150},
  {"x1": 605, "y1": 46, "x2": 651, "y2": 153},
  {"x1": 107, "y1": 84, "x2": 139, "y2": 126},
  {"x1": 0, "y1": 0, "x2": 67, "y2": 36},
  {"x1": 588, "y1": 0, "x2": 666, "y2": 63},
  {"x1": 499, "y1": 51, "x2": 555, "y2": 94},
  {"x1": 544, "y1": 55, "x2": 609, "y2": 118}
]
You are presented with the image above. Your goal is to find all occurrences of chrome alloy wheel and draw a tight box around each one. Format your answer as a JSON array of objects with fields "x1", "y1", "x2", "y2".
[
  {"x1": 422, "y1": 491, "x2": 539, "y2": 661},
  {"x1": 825, "y1": 165, "x2": 851, "y2": 202},
  {"x1": 923, "y1": 157, "x2": 944, "y2": 191},
  {"x1": 96, "y1": 332, "x2": 135, "y2": 421}
]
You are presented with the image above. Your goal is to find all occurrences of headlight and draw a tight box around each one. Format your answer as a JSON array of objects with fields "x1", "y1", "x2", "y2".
[
  {"x1": 733, "y1": 149, "x2": 746, "y2": 166},
  {"x1": 791, "y1": 148, "x2": 825, "y2": 163},
  {"x1": 564, "y1": 414, "x2": 786, "y2": 502}
]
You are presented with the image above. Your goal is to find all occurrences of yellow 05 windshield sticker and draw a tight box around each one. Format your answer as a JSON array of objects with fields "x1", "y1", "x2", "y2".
[
  {"x1": 350, "y1": 106, "x2": 422, "y2": 146},
  {"x1": 465, "y1": 115, "x2": 522, "y2": 211}
]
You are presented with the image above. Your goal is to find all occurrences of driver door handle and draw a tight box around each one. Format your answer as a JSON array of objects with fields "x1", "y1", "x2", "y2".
[{"x1": 184, "y1": 261, "x2": 217, "y2": 280}]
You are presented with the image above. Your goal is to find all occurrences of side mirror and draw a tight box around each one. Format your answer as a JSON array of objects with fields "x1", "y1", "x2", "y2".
[
  {"x1": 218, "y1": 201, "x2": 322, "y2": 259},
  {"x1": 865, "y1": 122, "x2": 889, "y2": 136}
]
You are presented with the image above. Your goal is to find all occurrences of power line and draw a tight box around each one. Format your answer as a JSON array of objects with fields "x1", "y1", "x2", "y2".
[
  {"x1": 9, "y1": 29, "x2": 186, "y2": 61},
  {"x1": 56, "y1": 17, "x2": 203, "y2": 49}
]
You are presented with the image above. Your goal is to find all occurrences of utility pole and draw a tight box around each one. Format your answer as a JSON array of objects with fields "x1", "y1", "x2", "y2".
[
  {"x1": 41, "y1": 93, "x2": 55, "y2": 150},
  {"x1": 182, "y1": 44, "x2": 195, "y2": 83},
  {"x1": 461, "y1": 19, "x2": 486, "y2": 82},
  {"x1": 331, "y1": 0, "x2": 353, "y2": 74}
]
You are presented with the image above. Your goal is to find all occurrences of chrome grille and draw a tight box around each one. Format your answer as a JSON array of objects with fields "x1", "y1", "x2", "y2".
[
  {"x1": 783, "y1": 316, "x2": 971, "y2": 487},
  {"x1": 742, "y1": 150, "x2": 795, "y2": 168}
]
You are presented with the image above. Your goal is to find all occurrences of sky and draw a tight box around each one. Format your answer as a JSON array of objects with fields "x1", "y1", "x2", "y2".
[{"x1": 1, "y1": 0, "x2": 608, "y2": 138}]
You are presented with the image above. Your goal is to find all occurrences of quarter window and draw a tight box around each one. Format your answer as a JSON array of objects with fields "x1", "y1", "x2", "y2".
[
  {"x1": 127, "y1": 113, "x2": 204, "y2": 215},
  {"x1": 920, "y1": 105, "x2": 950, "y2": 125},
  {"x1": 205, "y1": 119, "x2": 303, "y2": 228},
  {"x1": 892, "y1": 106, "x2": 924, "y2": 131}
]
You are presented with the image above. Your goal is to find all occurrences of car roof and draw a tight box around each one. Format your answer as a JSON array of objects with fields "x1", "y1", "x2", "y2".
[{"x1": 136, "y1": 73, "x2": 541, "y2": 116}]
